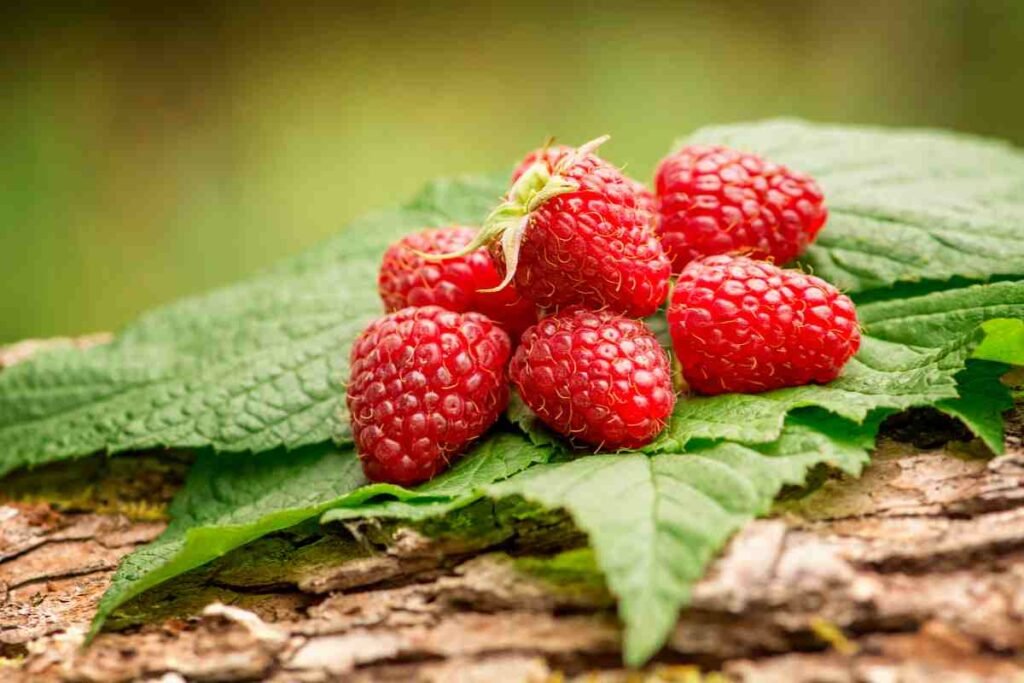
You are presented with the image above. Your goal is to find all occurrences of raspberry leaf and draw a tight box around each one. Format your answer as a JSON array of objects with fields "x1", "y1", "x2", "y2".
[
  {"x1": 0, "y1": 178, "x2": 510, "y2": 477},
  {"x1": 683, "y1": 120, "x2": 1024, "y2": 293},
  {"x1": 974, "y1": 319, "x2": 1024, "y2": 364},
  {"x1": 488, "y1": 415, "x2": 875, "y2": 665},
  {"x1": 90, "y1": 430, "x2": 551, "y2": 638},
  {"x1": 936, "y1": 362, "x2": 1013, "y2": 453},
  {"x1": 318, "y1": 413, "x2": 874, "y2": 665},
  {"x1": 89, "y1": 442, "x2": 364, "y2": 640}
]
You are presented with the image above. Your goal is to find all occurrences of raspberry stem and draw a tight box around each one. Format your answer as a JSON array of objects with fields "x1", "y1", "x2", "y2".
[{"x1": 419, "y1": 136, "x2": 611, "y2": 294}]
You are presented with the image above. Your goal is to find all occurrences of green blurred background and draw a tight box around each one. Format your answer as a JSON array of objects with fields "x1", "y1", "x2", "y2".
[{"x1": 2, "y1": 0, "x2": 1023, "y2": 343}]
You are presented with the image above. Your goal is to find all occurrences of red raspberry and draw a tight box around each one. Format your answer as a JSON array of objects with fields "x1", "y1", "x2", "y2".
[
  {"x1": 655, "y1": 145, "x2": 827, "y2": 272},
  {"x1": 510, "y1": 307, "x2": 676, "y2": 449},
  {"x1": 441, "y1": 138, "x2": 671, "y2": 318},
  {"x1": 347, "y1": 306, "x2": 511, "y2": 485},
  {"x1": 378, "y1": 226, "x2": 536, "y2": 341},
  {"x1": 667, "y1": 255, "x2": 860, "y2": 395}
]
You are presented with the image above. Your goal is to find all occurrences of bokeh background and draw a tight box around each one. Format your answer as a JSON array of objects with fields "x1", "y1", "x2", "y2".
[{"x1": 2, "y1": 0, "x2": 1023, "y2": 343}]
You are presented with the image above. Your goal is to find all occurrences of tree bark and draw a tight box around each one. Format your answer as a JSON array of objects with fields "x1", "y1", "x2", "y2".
[{"x1": 2, "y1": 339, "x2": 1024, "y2": 682}]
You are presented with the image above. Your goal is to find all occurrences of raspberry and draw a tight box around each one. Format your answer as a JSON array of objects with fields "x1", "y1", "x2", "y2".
[
  {"x1": 655, "y1": 145, "x2": 827, "y2": 272},
  {"x1": 378, "y1": 226, "x2": 536, "y2": 340},
  {"x1": 440, "y1": 137, "x2": 671, "y2": 318},
  {"x1": 347, "y1": 306, "x2": 511, "y2": 485},
  {"x1": 667, "y1": 255, "x2": 860, "y2": 395},
  {"x1": 510, "y1": 307, "x2": 676, "y2": 449}
]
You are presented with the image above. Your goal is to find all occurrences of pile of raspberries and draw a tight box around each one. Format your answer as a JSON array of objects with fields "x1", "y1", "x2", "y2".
[{"x1": 348, "y1": 138, "x2": 861, "y2": 485}]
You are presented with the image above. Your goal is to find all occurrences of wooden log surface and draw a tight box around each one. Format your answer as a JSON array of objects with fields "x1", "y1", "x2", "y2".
[{"x1": 2, "y1": 339, "x2": 1024, "y2": 682}]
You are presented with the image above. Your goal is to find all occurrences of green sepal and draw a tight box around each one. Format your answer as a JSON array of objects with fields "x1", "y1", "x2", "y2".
[{"x1": 420, "y1": 136, "x2": 611, "y2": 292}]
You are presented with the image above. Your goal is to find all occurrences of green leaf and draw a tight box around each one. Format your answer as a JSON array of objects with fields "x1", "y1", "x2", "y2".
[
  {"x1": 974, "y1": 319, "x2": 1024, "y2": 365},
  {"x1": 485, "y1": 415, "x2": 874, "y2": 665},
  {"x1": 856, "y1": 280, "x2": 1024, "y2": 348},
  {"x1": 649, "y1": 281, "x2": 1024, "y2": 453},
  {"x1": 319, "y1": 428, "x2": 554, "y2": 524},
  {"x1": 0, "y1": 171, "x2": 510, "y2": 477},
  {"x1": 89, "y1": 442, "x2": 366, "y2": 639},
  {"x1": 90, "y1": 429, "x2": 548, "y2": 637},
  {"x1": 860, "y1": 281, "x2": 1024, "y2": 448},
  {"x1": 683, "y1": 120, "x2": 1024, "y2": 293},
  {"x1": 363, "y1": 429, "x2": 555, "y2": 500},
  {"x1": 0, "y1": 176, "x2": 509, "y2": 476},
  {"x1": 0, "y1": 261, "x2": 383, "y2": 477},
  {"x1": 936, "y1": 361, "x2": 1013, "y2": 453}
]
